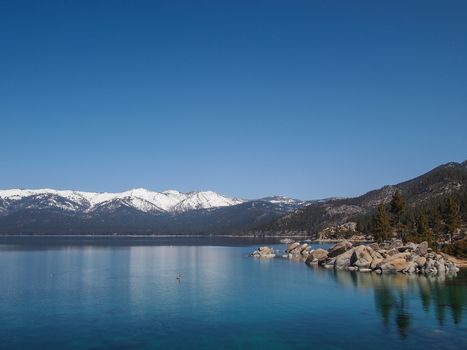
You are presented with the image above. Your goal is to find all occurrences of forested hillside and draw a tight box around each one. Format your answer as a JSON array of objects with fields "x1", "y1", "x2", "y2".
[{"x1": 258, "y1": 161, "x2": 467, "y2": 243}]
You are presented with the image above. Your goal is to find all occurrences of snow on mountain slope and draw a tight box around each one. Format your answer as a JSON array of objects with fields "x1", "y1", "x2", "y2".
[
  {"x1": 0, "y1": 188, "x2": 244, "y2": 214},
  {"x1": 174, "y1": 191, "x2": 243, "y2": 212},
  {"x1": 259, "y1": 196, "x2": 305, "y2": 205}
]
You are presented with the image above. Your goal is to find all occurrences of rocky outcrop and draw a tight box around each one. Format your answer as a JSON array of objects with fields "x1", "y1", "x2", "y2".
[
  {"x1": 250, "y1": 246, "x2": 276, "y2": 258},
  {"x1": 318, "y1": 222, "x2": 358, "y2": 240},
  {"x1": 315, "y1": 240, "x2": 460, "y2": 275},
  {"x1": 287, "y1": 243, "x2": 312, "y2": 259},
  {"x1": 250, "y1": 240, "x2": 460, "y2": 276}
]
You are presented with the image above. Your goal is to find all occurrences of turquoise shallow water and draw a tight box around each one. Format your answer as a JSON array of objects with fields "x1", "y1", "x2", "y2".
[{"x1": 0, "y1": 238, "x2": 466, "y2": 350}]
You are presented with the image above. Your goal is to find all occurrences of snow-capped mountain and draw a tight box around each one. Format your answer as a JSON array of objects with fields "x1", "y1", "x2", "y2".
[
  {"x1": 0, "y1": 188, "x2": 244, "y2": 214},
  {"x1": 0, "y1": 188, "x2": 309, "y2": 235}
]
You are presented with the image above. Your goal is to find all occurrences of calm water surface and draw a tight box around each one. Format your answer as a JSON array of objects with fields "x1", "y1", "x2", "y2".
[{"x1": 0, "y1": 237, "x2": 466, "y2": 349}]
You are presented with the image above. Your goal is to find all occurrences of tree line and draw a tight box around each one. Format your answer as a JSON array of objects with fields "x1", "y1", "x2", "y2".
[{"x1": 357, "y1": 190, "x2": 464, "y2": 247}]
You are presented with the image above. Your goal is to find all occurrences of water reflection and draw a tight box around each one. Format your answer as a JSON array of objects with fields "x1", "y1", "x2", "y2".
[
  {"x1": 1, "y1": 243, "x2": 466, "y2": 349},
  {"x1": 313, "y1": 267, "x2": 467, "y2": 338}
]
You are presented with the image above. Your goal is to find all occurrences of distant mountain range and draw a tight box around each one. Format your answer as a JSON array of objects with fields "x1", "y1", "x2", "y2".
[
  {"x1": 0, "y1": 160, "x2": 465, "y2": 236},
  {"x1": 0, "y1": 188, "x2": 244, "y2": 214},
  {"x1": 0, "y1": 188, "x2": 307, "y2": 235}
]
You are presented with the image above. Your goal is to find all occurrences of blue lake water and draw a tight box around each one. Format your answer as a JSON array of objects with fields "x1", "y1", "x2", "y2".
[{"x1": 0, "y1": 237, "x2": 466, "y2": 349}]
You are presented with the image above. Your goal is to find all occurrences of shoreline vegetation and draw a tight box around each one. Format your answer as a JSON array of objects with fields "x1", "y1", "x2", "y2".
[
  {"x1": 251, "y1": 239, "x2": 465, "y2": 273},
  {"x1": 268, "y1": 188, "x2": 467, "y2": 261}
]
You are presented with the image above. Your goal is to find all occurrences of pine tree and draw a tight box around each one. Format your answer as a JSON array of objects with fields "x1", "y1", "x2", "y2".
[
  {"x1": 374, "y1": 203, "x2": 391, "y2": 243},
  {"x1": 417, "y1": 214, "x2": 431, "y2": 245},
  {"x1": 444, "y1": 197, "x2": 461, "y2": 243},
  {"x1": 430, "y1": 206, "x2": 444, "y2": 245},
  {"x1": 390, "y1": 190, "x2": 406, "y2": 239}
]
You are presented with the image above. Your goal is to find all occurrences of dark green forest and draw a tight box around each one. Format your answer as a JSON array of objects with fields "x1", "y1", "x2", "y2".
[{"x1": 355, "y1": 189, "x2": 466, "y2": 256}]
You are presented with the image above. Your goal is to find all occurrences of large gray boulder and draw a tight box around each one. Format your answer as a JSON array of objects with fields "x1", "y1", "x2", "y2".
[
  {"x1": 328, "y1": 240, "x2": 353, "y2": 258},
  {"x1": 380, "y1": 258, "x2": 409, "y2": 272},
  {"x1": 334, "y1": 248, "x2": 355, "y2": 269},
  {"x1": 413, "y1": 255, "x2": 427, "y2": 268},
  {"x1": 305, "y1": 248, "x2": 328, "y2": 264},
  {"x1": 350, "y1": 245, "x2": 374, "y2": 269},
  {"x1": 379, "y1": 252, "x2": 410, "y2": 272},
  {"x1": 415, "y1": 241, "x2": 429, "y2": 256}
]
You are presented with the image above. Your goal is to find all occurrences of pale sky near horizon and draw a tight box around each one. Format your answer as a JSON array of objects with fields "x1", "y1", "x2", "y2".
[{"x1": 1, "y1": 0, "x2": 466, "y2": 200}]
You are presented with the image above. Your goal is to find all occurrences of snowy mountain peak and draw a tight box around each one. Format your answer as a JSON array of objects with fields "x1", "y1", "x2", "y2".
[
  {"x1": 163, "y1": 189, "x2": 181, "y2": 195},
  {"x1": 0, "y1": 188, "x2": 244, "y2": 214}
]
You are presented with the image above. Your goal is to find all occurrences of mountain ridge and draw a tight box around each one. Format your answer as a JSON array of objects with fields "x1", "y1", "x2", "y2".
[
  {"x1": 0, "y1": 189, "x2": 307, "y2": 235},
  {"x1": 0, "y1": 188, "x2": 244, "y2": 214},
  {"x1": 0, "y1": 160, "x2": 465, "y2": 236},
  {"x1": 257, "y1": 160, "x2": 467, "y2": 236}
]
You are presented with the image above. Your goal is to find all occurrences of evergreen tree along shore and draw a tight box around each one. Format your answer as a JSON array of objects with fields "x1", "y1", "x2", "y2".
[{"x1": 361, "y1": 191, "x2": 465, "y2": 257}]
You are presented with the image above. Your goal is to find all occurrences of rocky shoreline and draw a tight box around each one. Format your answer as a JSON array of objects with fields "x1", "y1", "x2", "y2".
[{"x1": 250, "y1": 240, "x2": 461, "y2": 275}]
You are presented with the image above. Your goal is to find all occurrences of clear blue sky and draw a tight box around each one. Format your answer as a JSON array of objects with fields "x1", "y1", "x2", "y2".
[{"x1": 1, "y1": 0, "x2": 466, "y2": 200}]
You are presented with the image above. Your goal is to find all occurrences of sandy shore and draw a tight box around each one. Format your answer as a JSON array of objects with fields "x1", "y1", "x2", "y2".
[{"x1": 448, "y1": 256, "x2": 467, "y2": 268}]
